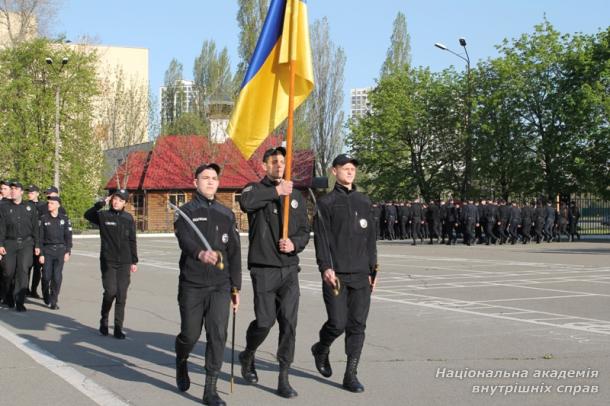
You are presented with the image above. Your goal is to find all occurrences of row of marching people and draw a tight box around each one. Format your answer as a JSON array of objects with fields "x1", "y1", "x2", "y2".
[
  {"x1": 372, "y1": 198, "x2": 581, "y2": 246},
  {"x1": 0, "y1": 180, "x2": 72, "y2": 312}
]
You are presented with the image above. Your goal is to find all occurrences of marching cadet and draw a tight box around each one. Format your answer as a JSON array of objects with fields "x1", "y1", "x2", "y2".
[
  {"x1": 238, "y1": 147, "x2": 309, "y2": 398},
  {"x1": 27, "y1": 184, "x2": 46, "y2": 299},
  {"x1": 173, "y1": 163, "x2": 241, "y2": 406},
  {"x1": 521, "y1": 201, "x2": 534, "y2": 244},
  {"x1": 384, "y1": 201, "x2": 397, "y2": 240},
  {"x1": 39, "y1": 196, "x2": 72, "y2": 309},
  {"x1": 543, "y1": 201, "x2": 556, "y2": 242},
  {"x1": 0, "y1": 182, "x2": 40, "y2": 311},
  {"x1": 507, "y1": 201, "x2": 522, "y2": 244},
  {"x1": 461, "y1": 199, "x2": 479, "y2": 245},
  {"x1": 426, "y1": 200, "x2": 441, "y2": 244},
  {"x1": 372, "y1": 203, "x2": 382, "y2": 240},
  {"x1": 84, "y1": 189, "x2": 138, "y2": 339},
  {"x1": 410, "y1": 199, "x2": 424, "y2": 245},
  {"x1": 311, "y1": 154, "x2": 378, "y2": 394},
  {"x1": 568, "y1": 201, "x2": 581, "y2": 241},
  {"x1": 497, "y1": 200, "x2": 510, "y2": 244},
  {"x1": 533, "y1": 200, "x2": 546, "y2": 243}
]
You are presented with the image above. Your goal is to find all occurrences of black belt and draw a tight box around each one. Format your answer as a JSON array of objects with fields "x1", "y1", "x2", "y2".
[{"x1": 6, "y1": 236, "x2": 32, "y2": 242}]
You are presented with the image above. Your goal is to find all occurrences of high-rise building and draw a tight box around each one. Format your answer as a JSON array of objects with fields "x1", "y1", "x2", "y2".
[
  {"x1": 350, "y1": 87, "x2": 372, "y2": 118},
  {"x1": 159, "y1": 80, "x2": 198, "y2": 125}
]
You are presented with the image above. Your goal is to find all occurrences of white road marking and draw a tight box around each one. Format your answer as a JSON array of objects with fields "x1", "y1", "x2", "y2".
[{"x1": 0, "y1": 322, "x2": 130, "y2": 406}]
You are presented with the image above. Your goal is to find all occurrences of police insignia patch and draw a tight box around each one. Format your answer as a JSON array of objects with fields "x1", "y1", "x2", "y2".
[
  {"x1": 26, "y1": 206, "x2": 31, "y2": 211},
  {"x1": 60, "y1": 219, "x2": 65, "y2": 225},
  {"x1": 222, "y1": 233, "x2": 229, "y2": 243},
  {"x1": 360, "y1": 219, "x2": 368, "y2": 228},
  {"x1": 291, "y1": 199, "x2": 298, "y2": 209}
]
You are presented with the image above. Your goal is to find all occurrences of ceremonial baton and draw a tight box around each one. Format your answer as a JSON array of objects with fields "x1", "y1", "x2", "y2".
[
  {"x1": 168, "y1": 202, "x2": 224, "y2": 270},
  {"x1": 230, "y1": 288, "x2": 238, "y2": 393}
]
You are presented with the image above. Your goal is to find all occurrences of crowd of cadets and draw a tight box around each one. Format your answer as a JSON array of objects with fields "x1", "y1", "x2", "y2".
[
  {"x1": 373, "y1": 198, "x2": 582, "y2": 246},
  {"x1": 0, "y1": 181, "x2": 72, "y2": 312}
]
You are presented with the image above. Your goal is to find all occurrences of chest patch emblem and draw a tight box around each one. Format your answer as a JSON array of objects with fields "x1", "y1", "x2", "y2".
[
  {"x1": 60, "y1": 219, "x2": 65, "y2": 225},
  {"x1": 105, "y1": 221, "x2": 117, "y2": 226},
  {"x1": 360, "y1": 219, "x2": 368, "y2": 229},
  {"x1": 222, "y1": 233, "x2": 229, "y2": 243},
  {"x1": 291, "y1": 199, "x2": 298, "y2": 209},
  {"x1": 26, "y1": 206, "x2": 31, "y2": 211},
  {"x1": 193, "y1": 217, "x2": 207, "y2": 222}
]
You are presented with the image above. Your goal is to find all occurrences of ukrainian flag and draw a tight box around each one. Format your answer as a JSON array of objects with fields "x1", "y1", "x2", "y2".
[{"x1": 228, "y1": 0, "x2": 314, "y2": 159}]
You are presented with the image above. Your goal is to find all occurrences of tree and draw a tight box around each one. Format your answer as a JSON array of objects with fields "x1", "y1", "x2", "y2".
[
  {"x1": 380, "y1": 11, "x2": 411, "y2": 78},
  {"x1": 0, "y1": 0, "x2": 59, "y2": 46},
  {"x1": 161, "y1": 58, "x2": 184, "y2": 126},
  {"x1": 348, "y1": 67, "x2": 462, "y2": 201},
  {"x1": 235, "y1": 0, "x2": 269, "y2": 86},
  {"x1": 193, "y1": 39, "x2": 233, "y2": 120},
  {"x1": 304, "y1": 17, "x2": 346, "y2": 176},
  {"x1": 0, "y1": 38, "x2": 101, "y2": 225}
]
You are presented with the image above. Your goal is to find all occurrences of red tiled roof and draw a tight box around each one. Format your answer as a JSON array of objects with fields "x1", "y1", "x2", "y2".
[
  {"x1": 105, "y1": 135, "x2": 314, "y2": 191},
  {"x1": 105, "y1": 150, "x2": 151, "y2": 190}
]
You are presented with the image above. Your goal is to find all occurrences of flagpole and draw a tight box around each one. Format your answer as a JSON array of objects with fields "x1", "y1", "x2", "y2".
[{"x1": 282, "y1": 1, "x2": 297, "y2": 240}]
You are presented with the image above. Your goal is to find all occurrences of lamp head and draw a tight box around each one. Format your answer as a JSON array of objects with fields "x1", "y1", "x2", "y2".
[{"x1": 459, "y1": 37, "x2": 467, "y2": 47}]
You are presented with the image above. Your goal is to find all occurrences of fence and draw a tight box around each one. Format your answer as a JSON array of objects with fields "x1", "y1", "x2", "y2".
[{"x1": 572, "y1": 196, "x2": 610, "y2": 236}]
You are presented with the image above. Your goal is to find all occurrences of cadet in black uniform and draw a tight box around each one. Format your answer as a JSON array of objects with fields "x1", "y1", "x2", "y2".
[
  {"x1": 384, "y1": 202, "x2": 397, "y2": 240},
  {"x1": 461, "y1": 200, "x2": 479, "y2": 246},
  {"x1": 0, "y1": 182, "x2": 40, "y2": 311},
  {"x1": 507, "y1": 202, "x2": 522, "y2": 244},
  {"x1": 533, "y1": 200, "x2": 546, "y2": 243},
  {"x1": 84, "y1": 189, "x2": 138, "y2": 339},
  {"x1": 311, "y1": 154, "x2": 378, "y2": 394},
  {"x1": 0, "y1": 180, "x2": 11, "y2": 304},
  {"x1": 410, "y1": 199, "x2": 424, "y2": 245},
  {"x1": 543, "y1": 201, "x2": 556, "y2": 242},
  {"x1": 426, "y1": 200, "x2": 441, "y2": 244},
  {"x1": 568, "y1": 201, "x2": 580, "y2": 241},
  {"x1": 173, "y1": 164, "x2": 241, "y2": 406},
  {"x1": 39, "y1": 196, "x2": 72, "y2": 309},
  {"x1": 238, "y1": 147, "x2": 309, "y2": 398},
  {"x1": 521, "y1": 201, "x2": 534, "y2": 244},
  {"x1": 27, "y1": 185, "x2": 47, "y2": 299},
  {"x1": 483, "y1": 200, "x2": 499, "y2": 245},
  {"x1": 372, "y1": 203, "x2": 382, "y2": 240}
]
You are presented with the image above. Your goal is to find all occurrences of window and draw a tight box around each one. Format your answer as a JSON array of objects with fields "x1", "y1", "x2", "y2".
[{"x1": 169, "y1": 193, "x2": 186, "y2": 207}]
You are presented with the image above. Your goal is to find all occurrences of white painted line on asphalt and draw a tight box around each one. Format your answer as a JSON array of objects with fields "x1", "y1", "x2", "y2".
[
  {"x1": 477, "y1": 294, "x2": 595, "y2": 302},
  {"x1": 0, "y1": 322, "x2": 129, "y2": 406}
]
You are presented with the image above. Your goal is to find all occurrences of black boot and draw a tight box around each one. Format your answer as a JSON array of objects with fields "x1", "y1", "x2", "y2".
[
  {"x1": 277, "y1": 364, "x2": 298, "y2": 398},
  {"x1": 99, "y1": 318, "x2": 109, "y2": 336},
  {"x1": 202, "y1": 374, "x2": 226, "y2": 406},
  {"x1": 342, "y1": 356, "x2": 364, "y2": 393},
  {"x1": 311, "y1": 342, "x2": 332, "y2": 377},
  {"x1": 113, "y1": 327, "x2": 126, "y2": 339},
  {"x1": 239, "y1": 350, "x2": 258, "y2": 384},
  {"x1": 175, "y1": 357, "x2": 190, "y2": 392}
]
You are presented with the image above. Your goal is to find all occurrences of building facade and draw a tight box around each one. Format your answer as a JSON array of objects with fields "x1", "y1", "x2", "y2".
[{"x1": 350, "y1": 87, "x2": 372, "y2": 118}]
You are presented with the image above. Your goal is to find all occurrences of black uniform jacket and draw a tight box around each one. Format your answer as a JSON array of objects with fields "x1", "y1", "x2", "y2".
[
  {"x1": 313, "y1": 183, "x2": 377, "y2": 275},
  {"x1": 84, "y1": 201, "x2": 138, "y2": 265},
  {"x1": 174, "y1": 192, "x2": 241, "y2": 290},
  {"x1": 40, "y1": 212, "x2": 73, "y2": 253},
  {"x1": 0, "y1": 200, "x2": 40, "y2": 249},
  {"x1": 239, "y1": 176, "x2": 309, "y2": 269}
]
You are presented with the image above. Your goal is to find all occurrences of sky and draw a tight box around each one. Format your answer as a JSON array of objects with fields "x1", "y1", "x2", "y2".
[{"x1": 56, "y1": 1, "x2": 609, "y2": 117}]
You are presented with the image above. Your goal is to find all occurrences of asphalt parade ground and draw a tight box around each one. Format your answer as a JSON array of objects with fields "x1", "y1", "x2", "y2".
[{"x1": 1, "y1": 235, "x2": 609, "y2": 406}]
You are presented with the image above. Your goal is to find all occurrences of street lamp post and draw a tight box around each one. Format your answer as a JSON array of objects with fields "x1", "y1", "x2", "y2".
[
  {"x1": 435, "y1": 39, "x2": 472, "y2": 200},
  {"x1": 46, "y1": 57, "x2": 69, "y2": 190}
]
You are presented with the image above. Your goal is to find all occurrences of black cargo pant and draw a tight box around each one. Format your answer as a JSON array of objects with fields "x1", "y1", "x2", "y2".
[
  {"x1": 42, "y1": 244, "x2": 66, "y2": 306},
  {"x1": 100, "y1": 260, "x2": 131, "y2": 329},
  {"x1": 1, "y1": 239, "x2": 34, "y2": 305},
  {"x1": 175, "y1": 281, "x2": 231, "y2": 375},
  {"x1": 245, "y1": 265, "x2": 299, "y2": 366},
  {"x1": 319, "y1": 273, "x2": 371, "y2": 358},
  {"x1": 484, "y1": 220, "x2": 499, "y2": 244}
]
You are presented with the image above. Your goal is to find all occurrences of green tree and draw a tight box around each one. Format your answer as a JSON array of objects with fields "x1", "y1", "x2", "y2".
[
  {"x1": 235, "y1": 0, "x2": 269, "y2": 87},
  {"x1": 380, "y1": 11, "x2": 411, "y2": 78},
  {"x1": 161, "y1": 58, "x2": 184, "y2": 125},
  {"x1": 0, "y1": 38, "x2": 101, "y2": 224},
  {"x1": 304, "y1": 17, "x2": 346, "y2": 176},
  {"x1": 193, "y1": 39, "x2": 233, "y2": 120}
]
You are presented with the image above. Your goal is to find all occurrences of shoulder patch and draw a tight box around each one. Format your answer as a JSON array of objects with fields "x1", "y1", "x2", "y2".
[{"x1": 242, "y1": 185, "x2": 253, "y2": 193}]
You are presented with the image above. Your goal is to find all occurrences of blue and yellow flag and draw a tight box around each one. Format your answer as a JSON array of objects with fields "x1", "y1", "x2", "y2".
[{"x1": 228, "y1": 0, "x2": 314, "y2": 159}]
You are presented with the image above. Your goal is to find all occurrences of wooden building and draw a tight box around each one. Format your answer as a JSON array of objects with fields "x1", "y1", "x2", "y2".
[{"x1": 105, "y1": 135, "x2": 314, "y2": 232}]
